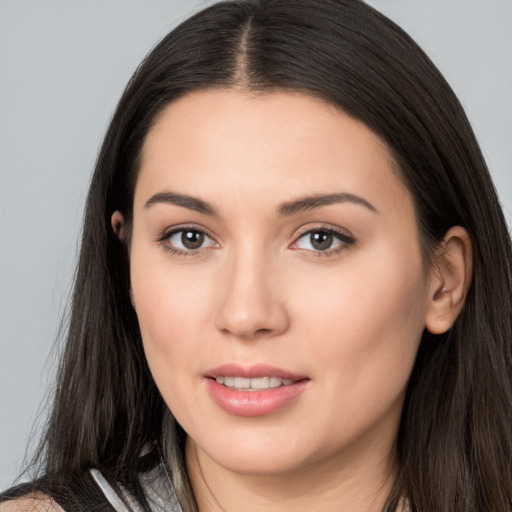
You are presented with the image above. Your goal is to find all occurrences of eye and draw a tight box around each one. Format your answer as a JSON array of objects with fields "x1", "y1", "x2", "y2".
[
  {"x1": 292, "y1": 228, "x2": 354, "y2": 254},
  {"x1": 160, "y1": 228, "x2": 217, "y2": 253}
]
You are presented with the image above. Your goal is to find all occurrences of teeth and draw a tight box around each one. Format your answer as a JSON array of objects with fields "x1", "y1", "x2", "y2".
[
  {"x1": 224, "y1": 376, "x2": 235, "y2": 387},
  {"x1": 215, "y1": 376, "x2": 295, "y2": 390},
  {"x1": 235, "y1": 377, "x2": 250, "y2": 389},
  {"x1": 269, "y1": 377, "x2": 281, "y2": 388},
  {"x1": 251, "y1": 377, "x2": 270, "y2": 389}
]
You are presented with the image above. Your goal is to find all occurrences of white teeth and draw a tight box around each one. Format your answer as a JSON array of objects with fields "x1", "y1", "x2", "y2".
[
  {"x1": 234, "y1": 377, "x2": 251, "y2": 389},
  {"x1": 250, "y1": 377, "x2": 270, "y2": 389},
  {"x1": 269, "y1": 377, "x2": 281, "y2": 388},
  {"x1": 215, "y1": 376, "x2": 295, "y2": 390},
  {"x1": 224, "y1": 376, "x2": 236, "y2": 387}
]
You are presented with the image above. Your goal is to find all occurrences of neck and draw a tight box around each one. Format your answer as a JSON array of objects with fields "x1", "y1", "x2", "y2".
[{"x1": 185, "y1": 435, "x2": 398, "y2": 512}]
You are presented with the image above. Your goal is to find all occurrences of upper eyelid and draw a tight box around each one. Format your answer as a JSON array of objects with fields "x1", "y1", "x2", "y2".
[
  {"x1": 158, "y1": 224, "x2": 215, "y2": 241},
  {"x1": 293, "y1": 223, "x2": 354, "y2": 240}
]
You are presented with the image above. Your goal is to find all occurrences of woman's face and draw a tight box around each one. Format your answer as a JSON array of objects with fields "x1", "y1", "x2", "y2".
[{"x1": 129, "y1": 89, "x2": 432, "y2": 476}]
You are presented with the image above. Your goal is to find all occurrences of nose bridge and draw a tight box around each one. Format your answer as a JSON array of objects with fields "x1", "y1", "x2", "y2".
[{"x1": 215, "y1": 239, "x2": 288, "y2": 339}]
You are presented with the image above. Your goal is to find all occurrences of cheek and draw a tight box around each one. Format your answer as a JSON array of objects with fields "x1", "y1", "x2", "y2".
[
  {"x1": 290, "y1": 244, "x2": 428, "y2": 410},
  {"x1": 293, "y1": 245, "x2": 426, "y2": 332},
  {"x1": 130, "y1": 265, "x2": 212, "y2": 421},
  {"x1": 129, "y1": 242, "x2": 212, "y2": 375}
]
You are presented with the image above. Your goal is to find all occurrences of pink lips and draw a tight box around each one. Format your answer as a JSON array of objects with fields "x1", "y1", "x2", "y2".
[{"x1": 204, "y1": 364, "x2": 309, "y2": 417}]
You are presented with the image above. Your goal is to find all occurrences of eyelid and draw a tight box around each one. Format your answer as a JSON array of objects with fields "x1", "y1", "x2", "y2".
[
  {"x1": 157, "y1": 224, "x2": 219, "y2": 255},
  {"x1": 290, "y1": 224, "x2": 355, "y2": 254}
]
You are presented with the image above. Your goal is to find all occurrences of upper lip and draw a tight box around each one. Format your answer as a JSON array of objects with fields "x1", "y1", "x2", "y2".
[{"x1": 205, "y1": 363, "x2": 308, "y2": 381}]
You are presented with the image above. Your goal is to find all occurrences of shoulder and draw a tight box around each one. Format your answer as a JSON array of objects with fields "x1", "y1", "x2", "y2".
[
  {"x1": 0, "y1": 470, "x2": 114, "y2": 512},
  {"x1": 0, "y1": 494, "x2": 64, "y2": 511}
]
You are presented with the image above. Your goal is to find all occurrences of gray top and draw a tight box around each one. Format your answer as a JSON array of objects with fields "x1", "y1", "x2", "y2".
[{"x1": 90, "y1": 464, "x2": 182, "y2": 512}]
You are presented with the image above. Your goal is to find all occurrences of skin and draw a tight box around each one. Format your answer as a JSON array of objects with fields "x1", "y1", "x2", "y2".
[
  {"x1": 112, "y1": 89, "x2": 471, "y2": 512},
  {"x1": 0, "y1": 496, "x2": 63, "y2": 512}
]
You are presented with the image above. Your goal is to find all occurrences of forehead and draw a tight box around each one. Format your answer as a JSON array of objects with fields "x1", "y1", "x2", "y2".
[{"x1": 135, "y1": 89, "x2": 412, "y2": 218}]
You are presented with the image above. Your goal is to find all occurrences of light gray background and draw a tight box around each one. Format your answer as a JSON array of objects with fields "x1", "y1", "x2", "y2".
[{"x1": 1, "y1": 0, "x2": 511, "y2": 491}]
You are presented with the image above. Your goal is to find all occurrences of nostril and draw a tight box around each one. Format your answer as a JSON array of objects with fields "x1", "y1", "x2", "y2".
[{"x1": 255, "y1": 328, "x2": 272, "y2": 336}]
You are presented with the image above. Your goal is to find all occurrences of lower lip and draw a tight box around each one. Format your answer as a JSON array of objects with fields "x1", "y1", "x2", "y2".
[{"x1": 205, "y1": 379, "x2": 309, "y2": 417}]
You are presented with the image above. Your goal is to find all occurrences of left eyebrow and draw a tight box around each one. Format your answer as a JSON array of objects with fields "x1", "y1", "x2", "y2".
[{"x1": 277, "y1": 193, "x2": 378, "y2": 217}]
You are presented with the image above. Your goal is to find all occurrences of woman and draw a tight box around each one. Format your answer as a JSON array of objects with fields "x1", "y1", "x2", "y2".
[{"x1": 1, "y1": 0, "x2": 511, "y2": 510}]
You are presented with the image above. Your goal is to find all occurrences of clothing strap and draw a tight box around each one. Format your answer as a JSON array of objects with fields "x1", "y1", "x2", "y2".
[{"x1": 90, "y1": 464, "x2": 182, "y2": 512}]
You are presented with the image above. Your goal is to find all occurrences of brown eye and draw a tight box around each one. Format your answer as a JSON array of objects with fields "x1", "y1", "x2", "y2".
[
  {"x1": 310, "y1": 231, "x2": 333, "y2": 251},
  {"x1": 181, "y1": 230, "x2": 205, "y2": 249},
  {"x1": 164, "y1": 229, "x2": 216, "y2": 252},
  {"x1": 292, "y1": 228, "x2": 354, "y2": 254}
]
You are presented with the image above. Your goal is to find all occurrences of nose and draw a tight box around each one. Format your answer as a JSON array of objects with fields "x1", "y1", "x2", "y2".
[{"x1": 214, "y1": 248, "x2": 289, "y2": 341}]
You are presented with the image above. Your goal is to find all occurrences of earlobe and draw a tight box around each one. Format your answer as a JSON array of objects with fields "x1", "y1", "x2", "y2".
[
  {"x1": 111, "y1": 211, "x2": 126, "y2": 241},
  {"x1": 425, "y1": 226, "x2": 473, "y2": 334}
]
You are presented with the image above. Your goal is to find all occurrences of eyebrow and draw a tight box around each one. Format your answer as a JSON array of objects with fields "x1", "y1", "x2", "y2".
[
  {"x1": 144, "y1": 191, "x2": 218, "y2": 216},
  {"x1": 144, "y1": 190, "x2": 377, "y2": 217},
  {"x1": 277, "y1": 193, "x2": 377, "y2": 216}
]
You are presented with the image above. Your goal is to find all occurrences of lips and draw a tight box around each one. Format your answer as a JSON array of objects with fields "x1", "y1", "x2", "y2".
[{"x1": 204, "y1": 364, "x2": 309, "y2": 416}]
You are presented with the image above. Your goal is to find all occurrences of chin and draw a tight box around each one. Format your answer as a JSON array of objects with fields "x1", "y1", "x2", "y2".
[
  {"x1": 206, "y1": 448, "x2": 309, "y2": 476},
  {"x1": 191, "y1": 426, "x2": 320, "y2": 476}
]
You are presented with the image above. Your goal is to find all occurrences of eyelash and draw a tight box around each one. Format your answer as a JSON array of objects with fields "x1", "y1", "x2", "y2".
[
  {"x1": 157, "y1": 224, "x2": 355, "y2": 258},
  {"x1": 157, "y1": 225, "x2": 217, "y2": 257},
  {"x1": 291, "y1": 225, "x2": 355, "y2": 257}
]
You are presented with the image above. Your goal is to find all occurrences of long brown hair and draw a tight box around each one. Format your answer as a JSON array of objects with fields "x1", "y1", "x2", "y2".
[{"x1": 11, "y1": 1, "x2": 512, "y2": 510}]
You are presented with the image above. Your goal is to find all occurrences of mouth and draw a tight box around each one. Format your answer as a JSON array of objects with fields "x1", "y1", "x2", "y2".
[{"x1": 204, "y1": 364, "x2": 309, "y2": 416}]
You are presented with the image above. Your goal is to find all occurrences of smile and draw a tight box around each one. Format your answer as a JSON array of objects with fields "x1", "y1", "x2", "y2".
[
  {"x1": 215, "y1": 376, "x2": 294, "y2": 390},
  {"x1": 204, "y1": 365, "x2": 309, "y2": 416}
]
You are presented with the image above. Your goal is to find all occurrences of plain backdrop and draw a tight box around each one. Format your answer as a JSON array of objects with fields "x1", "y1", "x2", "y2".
[{"x1": 1, "y1": 0, "x2": 511, "y2": 491}]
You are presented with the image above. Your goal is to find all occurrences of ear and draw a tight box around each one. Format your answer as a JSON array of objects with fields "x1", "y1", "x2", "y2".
[
  {"x1": 111, "y1": 211, "x2": 126, "y2": 241},
  {"x1": 425, "y1": 226, "x2": 473, "y2": 334},
  {"x1": 110, "y1": 211, "x2": 136, "y2": 309}
]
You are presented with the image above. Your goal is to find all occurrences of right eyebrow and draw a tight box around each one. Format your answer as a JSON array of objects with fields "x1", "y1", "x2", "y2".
[{"x1": 144, "y1": 191, "x2": 218, "y2": 216}]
